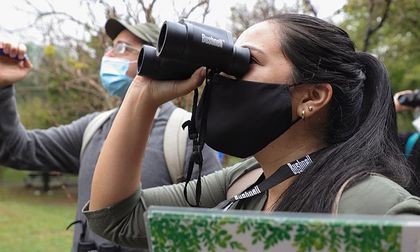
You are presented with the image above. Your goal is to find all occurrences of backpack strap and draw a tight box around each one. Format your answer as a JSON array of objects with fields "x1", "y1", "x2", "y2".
[
  {"x1": 81, "y1": 106, "x2": 187, "y2": 184},
  {"x1": 404, "y1": 132, "x2": 420, "y2": 158},
  {"x1": 81, "y1": 108, "x2": 161, "y2": 160},
  {"x1": 226, "y1": 167, "x2": 263, "y2": 199},
  {"x1": 80, "y1": 108, "x2": 117, "y2": 159},
  {"x1": 163, "y1": 108, "x2": 191, "y2": 183}
]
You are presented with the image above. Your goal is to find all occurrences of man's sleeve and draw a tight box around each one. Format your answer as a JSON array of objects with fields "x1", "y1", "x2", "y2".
[{"x1": 0, "y1": 85, "x2": 98, "y2": 174}]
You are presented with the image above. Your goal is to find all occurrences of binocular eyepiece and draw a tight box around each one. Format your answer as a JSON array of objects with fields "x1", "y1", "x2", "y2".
[{"x1": 137, "y1": 19, "x2": 250, "y2": 80}]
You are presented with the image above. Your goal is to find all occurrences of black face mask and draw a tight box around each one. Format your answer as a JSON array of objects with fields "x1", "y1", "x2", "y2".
[{"x1": 196, "y1": 74, "x2": 297, "y2": 158}]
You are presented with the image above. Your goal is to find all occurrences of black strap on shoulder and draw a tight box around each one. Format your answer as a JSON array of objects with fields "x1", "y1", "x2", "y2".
[{"x1": 215, "y1": 150, "x2": 323, "y2": 211}]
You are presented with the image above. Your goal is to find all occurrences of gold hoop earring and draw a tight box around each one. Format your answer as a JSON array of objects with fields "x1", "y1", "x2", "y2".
[
  {"x1": 308, "y1": 106, "x2": 313, "y2": 112},
  {"x1": 301, "y1": 110, "x2": 305, "y2": 120}
]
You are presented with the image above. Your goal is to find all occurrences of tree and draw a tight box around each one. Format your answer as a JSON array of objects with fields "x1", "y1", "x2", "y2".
[
  {"x1": 8, "y1": 0, "x2": 212, "y2": 127},
  {"x1": 340, "y1": 0, "x2": 420, "y2": 131},
  {"x1": 340, "y1": 0, "x2": 420, "y2": 89},
  {"x1": 230, "y1": 0, "x2": 318, "y2": 38}
]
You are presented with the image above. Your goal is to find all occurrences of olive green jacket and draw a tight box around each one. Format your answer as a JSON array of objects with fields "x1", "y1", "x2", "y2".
[{"x1": 83, "y1": 158, "x2": 420, "y2": 248}]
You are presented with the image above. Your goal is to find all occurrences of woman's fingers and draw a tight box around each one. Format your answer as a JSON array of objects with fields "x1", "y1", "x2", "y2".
[
  {"x1": 23, "y1": 57, "x2": 33, "y2": 68},
  {"x1": 17, "y1": 43, "x2": 27, "y2": 60},
  {"x1": 171, "y1": 67, "x2": 206, "y2": 96},
  {"x1": 0, "y1": 41, "x2": 27, "y2": 61},
  {"x1": 129, "y1": 67, "x2": 207, "y2": 106},
  {"x1": 2, "y1": 42, "x2": 11, "y2": 55}
]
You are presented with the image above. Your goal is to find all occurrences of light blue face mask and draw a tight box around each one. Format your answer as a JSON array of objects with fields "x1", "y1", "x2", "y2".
[{"x1": 100, "y1": 56, "x2": 135, "y2": 97}]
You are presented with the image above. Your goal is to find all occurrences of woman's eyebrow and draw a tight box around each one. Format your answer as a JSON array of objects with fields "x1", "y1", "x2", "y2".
[{"x1": 242, "y1": 45, "x2": 265, "y2": 56}]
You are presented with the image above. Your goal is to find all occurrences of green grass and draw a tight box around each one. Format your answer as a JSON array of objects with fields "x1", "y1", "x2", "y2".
[
  {"x1": 0, "y1": 168, "x2": 77, "y2": 252},
  {"x1": 0, "y1": 156, "x2": 241, "y2": 252}
]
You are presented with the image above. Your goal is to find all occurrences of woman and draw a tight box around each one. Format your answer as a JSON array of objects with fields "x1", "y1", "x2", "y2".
[{"x1": 84, "y1": 14, "x2": 420, "y2": 248}]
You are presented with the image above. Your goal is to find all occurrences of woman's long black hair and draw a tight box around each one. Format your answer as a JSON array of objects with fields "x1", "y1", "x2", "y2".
[{"x1": 267, "y1": 14, "x2": 413, "y2": 212}]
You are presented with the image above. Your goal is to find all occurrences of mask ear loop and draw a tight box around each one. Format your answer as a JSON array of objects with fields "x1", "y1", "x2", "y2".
[
  {"x1": 287, "y1": 83, "x2": 303, "y2": 125},
  {"x1": 181, "y1": 68, "x2": 214, "y2": 207}
]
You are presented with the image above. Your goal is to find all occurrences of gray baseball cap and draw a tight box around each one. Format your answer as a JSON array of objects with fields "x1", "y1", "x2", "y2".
[{"x1": 105, "y1": 18, "x2": 160, "y2": 47}]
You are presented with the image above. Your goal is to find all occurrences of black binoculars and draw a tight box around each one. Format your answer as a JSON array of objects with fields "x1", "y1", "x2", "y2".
[
  {"x1": 398, "y1": 91, "x2": 420, "y2": 107},
  {"x1": 137, "y1": 19, "x2": 250, "y2": 80}
]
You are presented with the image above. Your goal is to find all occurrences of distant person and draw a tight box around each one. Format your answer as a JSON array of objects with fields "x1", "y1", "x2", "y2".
[
  {"x1": 0, "y1": 18, "x2": 221, "y2": 252},
  {"x1": 84, "y1": 14, "x2": 420, "y2": 249},
  {"x1": 394, "y1": 89, "x2": 420, "y2": 196}
]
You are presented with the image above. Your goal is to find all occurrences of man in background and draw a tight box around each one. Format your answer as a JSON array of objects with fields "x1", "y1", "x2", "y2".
[{"x1": 0, "y1": 18, "x2": 222, "y2": 252}]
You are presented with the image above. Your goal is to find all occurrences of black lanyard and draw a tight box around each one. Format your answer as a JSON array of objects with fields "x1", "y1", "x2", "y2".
[{"x1": 216, "y1": 151, "x2": 321, "y2": 211}]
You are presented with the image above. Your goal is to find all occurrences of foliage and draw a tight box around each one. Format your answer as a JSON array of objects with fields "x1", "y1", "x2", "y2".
[
  {"x1": 15, "y1": 37, "x2": 115, "y2": 127},
  {"x1": 340, "y1": 0, "x2": 420, "y2": 91},
  {"x1": 0, "y1": 168, "x2": 76, "y2": 252},
  {"x1": 339, "y1": 0, "x2": 420, "y2": 132},
  {"x1": 150, "y1": 214, "x2": 246, "y2": 252},
  {"x1": 230, "y1": 0, "x2": 319, "y2": 38},
  {"x1": 12, "y1": 0, "x2": 212, "y2": 126},
  {"x1": 148, "y1": 211, "x2": 402, "y2": 251},
  {"x1": 230, "y1": 0, "x2": 280, "y2": 38}
]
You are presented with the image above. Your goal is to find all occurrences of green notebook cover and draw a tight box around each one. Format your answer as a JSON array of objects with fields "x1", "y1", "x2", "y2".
[{"x1": 145, "y1": 206, "x2": 420, "y2": 252}]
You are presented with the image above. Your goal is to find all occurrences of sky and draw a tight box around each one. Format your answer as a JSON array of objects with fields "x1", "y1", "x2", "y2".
[{"x1": 0, "y1": 0, "x2": 347, "y2": 44}]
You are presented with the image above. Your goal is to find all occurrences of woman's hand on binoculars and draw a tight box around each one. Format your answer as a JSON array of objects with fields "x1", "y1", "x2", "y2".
[
  {"x1": 0, "y1": 41, "x2": 32, "y2": 87},
  {"x1": 128, "y1": 67, "x2": 206, "y2": 108}
]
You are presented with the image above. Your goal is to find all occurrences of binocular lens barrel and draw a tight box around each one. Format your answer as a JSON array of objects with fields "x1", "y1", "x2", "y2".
[
  {"x1": 138, "y1": 19, "x2": 250, "y2": 80},
  {"x1": 137, "y1": 45, "x2": 158, "y2": 76},
  {"x1": 137, "y1": 45, "x2": 201, "y2": 80},
  {"x1": 157, "y1": 21, "x2": 187, "y2": 58}
]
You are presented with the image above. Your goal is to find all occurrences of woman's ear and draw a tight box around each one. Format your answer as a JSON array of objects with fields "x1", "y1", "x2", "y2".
[{"x1": 294, "y1": 84, "x2": 333, "y2": 120}]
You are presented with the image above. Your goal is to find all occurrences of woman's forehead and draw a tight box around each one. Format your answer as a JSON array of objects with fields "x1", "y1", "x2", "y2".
[{"x1": 235, "y1": 21, "x2": 282, "y2": 55}]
